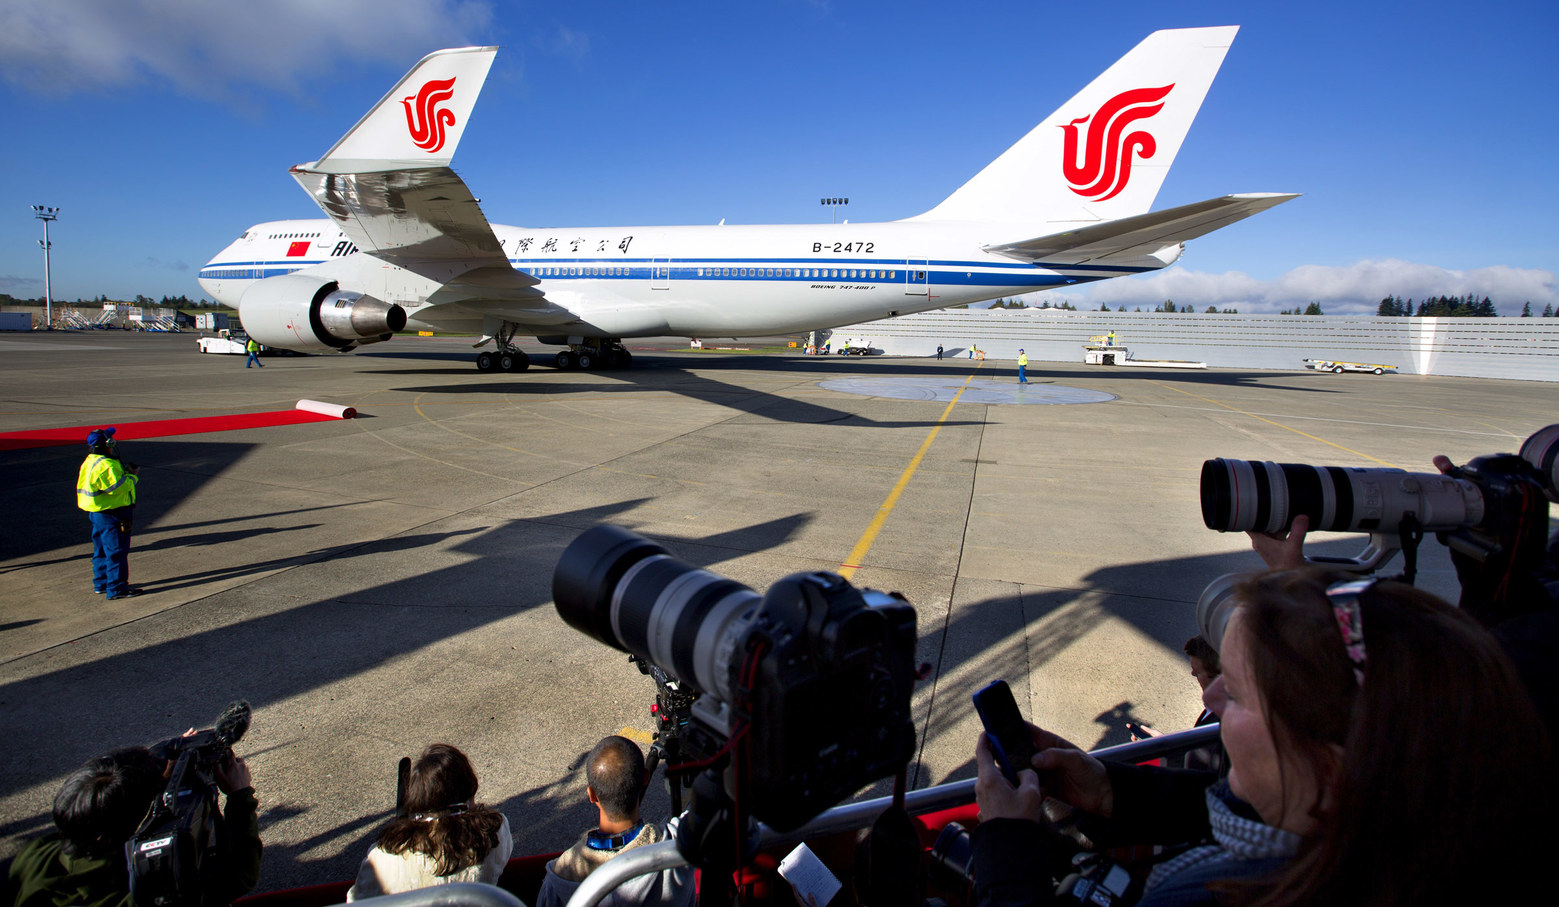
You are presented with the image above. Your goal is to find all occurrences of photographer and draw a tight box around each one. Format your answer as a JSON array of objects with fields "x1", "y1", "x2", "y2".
[
  {"x1": 5, "y1": 746, "x2": 261, "y2": 907},
  {"x1": 535, "y1": 736, "x2": 693, "y2": 907},
  {"x1": 969, "y1": 569, "x2": 1551, "y2": 906}
]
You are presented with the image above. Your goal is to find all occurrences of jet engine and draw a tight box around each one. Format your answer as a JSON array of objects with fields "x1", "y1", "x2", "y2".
[{"x1": 238, "y1": 274, "x2": 407, "y2": 352}]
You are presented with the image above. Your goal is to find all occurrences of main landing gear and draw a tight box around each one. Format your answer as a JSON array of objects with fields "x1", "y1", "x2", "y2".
[
  {"x1": 475, "y1": 346, "x2": 529, "y2": 372},
  {"x1": 552, "y1": 340, "x2": 633, "y2": 371},
  {"x1": 474, "y1": 321, "x2": 531, "y2": 372}
]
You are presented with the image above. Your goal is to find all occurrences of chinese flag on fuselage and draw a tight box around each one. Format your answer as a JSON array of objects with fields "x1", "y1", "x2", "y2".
[{"x1": 286, "y1": 241, "x2": 310, "y2": 257}]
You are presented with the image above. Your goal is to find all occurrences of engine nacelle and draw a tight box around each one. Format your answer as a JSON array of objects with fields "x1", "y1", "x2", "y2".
[{"x1": 238, "y1": 273, "x2": 407, "y2": 352}]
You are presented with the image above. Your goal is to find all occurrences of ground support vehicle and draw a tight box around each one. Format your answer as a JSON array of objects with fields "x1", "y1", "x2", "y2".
[{"x1": 1303, "y1": 358, "x2": 1396, "y2": 375}]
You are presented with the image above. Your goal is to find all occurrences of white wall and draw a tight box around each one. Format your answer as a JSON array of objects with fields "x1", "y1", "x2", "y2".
[{"x1": 830, "y1": 310, "x2": 1559, "y2": 381}]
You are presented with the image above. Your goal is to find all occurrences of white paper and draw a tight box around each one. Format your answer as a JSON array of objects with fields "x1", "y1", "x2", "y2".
[{"x1": 778, "y1": 842, "x2": 841, "y2": 907}]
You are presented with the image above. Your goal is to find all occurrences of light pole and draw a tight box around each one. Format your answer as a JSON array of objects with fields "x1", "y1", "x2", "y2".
[
  {"x1": 32, "y1": 205, "x2": 59, "y2": 329},
  {"x1": 821, "y1": 197, "x2": 848, "y2": 224}
]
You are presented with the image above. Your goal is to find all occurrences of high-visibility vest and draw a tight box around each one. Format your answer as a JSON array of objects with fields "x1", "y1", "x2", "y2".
[
  {"x1": 1018, "y1": 353, "x2": 1028, "y2": 366},
  {"x1": 77, "y1": 454, "x2": 137, "y2": 512},
  {"x1": 246, "y1": 339, "x2": 260, "y2": 353}
]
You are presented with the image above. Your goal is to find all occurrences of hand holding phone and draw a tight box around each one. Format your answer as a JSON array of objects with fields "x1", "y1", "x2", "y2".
[{"x1": 973, "y1": 680, "x2": 1039, "y2": 785}]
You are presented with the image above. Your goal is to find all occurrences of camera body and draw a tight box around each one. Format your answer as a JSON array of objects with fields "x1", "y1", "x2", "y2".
[
  {"x1": 128, "y1": 703, "x2": 250, "y2": 907},
  {"x1": 554, "y1": 526, "x2": 918, "y2": 833}
]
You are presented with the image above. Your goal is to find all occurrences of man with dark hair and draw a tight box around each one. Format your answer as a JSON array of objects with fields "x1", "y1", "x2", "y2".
[
  {"x1": 5, "y1": 746, "x2": 262, "y2": 907},
  {"x1": 1183, "y1": 635, "x2": 1223, "y2": 728},
  {"x1": 535, "y1": 735, "x2": 693, "y2": 907}
]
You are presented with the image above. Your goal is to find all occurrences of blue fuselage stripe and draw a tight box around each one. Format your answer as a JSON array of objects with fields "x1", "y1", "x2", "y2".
[{"x1": 198, "y1": 257, "x2": 1146, "y2": 286}]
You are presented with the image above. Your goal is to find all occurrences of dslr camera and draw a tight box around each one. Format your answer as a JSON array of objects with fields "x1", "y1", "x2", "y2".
[
  {"x1": 128, "y1": 702, "x2": 252, "y2": 907},
  {"x1": 1199, "y1": 424, "x2": 1559, "y2": 625},
  {"x1": 553, "y1": 525, "x2": 919, "y2": 837}
]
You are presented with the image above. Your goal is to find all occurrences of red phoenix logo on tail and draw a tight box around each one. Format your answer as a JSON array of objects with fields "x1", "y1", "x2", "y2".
[
  {"x1": 1059, "y1": 84, "x2": 1174, "y2": 202},
  {"x1": 403, "y1": 77, "x2": 458, "y2": 153}
]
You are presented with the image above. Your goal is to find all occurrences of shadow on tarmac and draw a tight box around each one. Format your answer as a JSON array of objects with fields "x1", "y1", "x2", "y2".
[{"x1": 356, "y1": 348, "x2": 1353, "y2": 395}]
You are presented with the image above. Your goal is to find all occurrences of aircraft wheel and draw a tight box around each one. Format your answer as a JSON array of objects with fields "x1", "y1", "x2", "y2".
[
  {"x1": 1373, "y1": 367, "x2": 1384, "y2": 375},
  {"x1": 1332, "y1": 365, "x2": 1343, "y2": 373},
  {"x1": 556, "y1": 351, "x2": 575, "y2": 369},
  {"x1": 510, "y1": 350, "x2": 530, "y2": 371},
  {"x1": 498, "y1": 353, "x2": 517, "y2": 371},
  {"x1": 476, "y1": 351, "x2": 495, "y2": 371},
  {"x1": 577, "y1": 352, "x2": 595, "y2": 370}
]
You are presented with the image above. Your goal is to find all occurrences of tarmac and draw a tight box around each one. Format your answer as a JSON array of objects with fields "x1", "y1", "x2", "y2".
[{"x1": 1, "y1": 330, "x2": 1552, "y2": 892}]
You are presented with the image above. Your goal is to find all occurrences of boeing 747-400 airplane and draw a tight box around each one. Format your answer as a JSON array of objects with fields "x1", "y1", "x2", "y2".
[{"x1": 199, "y1": 26, "x2": 1295, "y2": 371}]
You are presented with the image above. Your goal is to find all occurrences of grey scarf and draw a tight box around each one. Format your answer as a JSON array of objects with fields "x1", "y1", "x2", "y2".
[{"x1": 1144, "y1": 782, "x2": 1300, "y2": 892}]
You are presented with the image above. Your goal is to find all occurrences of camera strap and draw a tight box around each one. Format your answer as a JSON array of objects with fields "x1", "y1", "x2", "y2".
[{"x1": 587, "y1": 823, "x2": 644, "y2": 851}]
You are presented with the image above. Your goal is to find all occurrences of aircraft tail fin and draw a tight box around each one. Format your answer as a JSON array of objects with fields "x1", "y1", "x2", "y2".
[
  {"x1": 910, "y1": 26, "x2": 1238, "y2": 226},
  {"x1": 307, "y1": 46, "x2": 497, "y2": 174}
]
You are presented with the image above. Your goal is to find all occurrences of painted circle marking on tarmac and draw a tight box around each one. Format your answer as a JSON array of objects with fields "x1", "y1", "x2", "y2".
[{"x1": 819, "y1": 376, "x2": 1117, "y2": 405}]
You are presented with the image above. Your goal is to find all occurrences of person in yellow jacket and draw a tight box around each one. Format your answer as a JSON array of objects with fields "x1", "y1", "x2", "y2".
[
  {"x1": 77, "y1": 427, "x2": 140, "y2": 599},
  {"x1": 1017, "y1": 348, "x2": 1029, "y2": 384},
  {"x1": 245, "y1": 336, "x2": 264, "y2": 368}
]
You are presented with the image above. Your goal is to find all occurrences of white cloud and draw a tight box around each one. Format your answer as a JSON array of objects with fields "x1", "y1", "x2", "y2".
[
  {"x1": 0, "y1": 0, "x2": 494, "y2": 98},
  {"x1": 1043, "y1": 259, "x2": 1559, "y2": 315},
  {"x1": 540, "y1": 24, "x2": 591, "y2": 63}
]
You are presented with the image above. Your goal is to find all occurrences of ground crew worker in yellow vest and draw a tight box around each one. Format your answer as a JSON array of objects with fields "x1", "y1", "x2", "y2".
[
  {"x1": 245, "y1": 336, "x2": 264, "y2": 368},
  {"x1": 77, "y1": 427, "x2": 140, "y2": 599},
  {"x1": 1017, "y1": 348, "x2": 1028, "y2": 384}
]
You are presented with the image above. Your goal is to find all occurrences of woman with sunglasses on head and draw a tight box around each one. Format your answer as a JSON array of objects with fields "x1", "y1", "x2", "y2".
[
  {"x1": 970, "y1": 569, "x2": 1552, "y2": 906},
  {"x1": 347, "y1": 744, "x2": 512, "y2": 901}
]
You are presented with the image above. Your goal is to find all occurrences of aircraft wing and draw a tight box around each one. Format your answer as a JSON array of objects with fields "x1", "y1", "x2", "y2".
[
  {"x1": 982, "y1": 193, "x2": 1299, "y2": 265},
  {"x1": 286, "y1": 45, "x2": 566, "y2": 319},
  {"x1": 290, "y1": 165, "x2": 507, "y2": 264}
]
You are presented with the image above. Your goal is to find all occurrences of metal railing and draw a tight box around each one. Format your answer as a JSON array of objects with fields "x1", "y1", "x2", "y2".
[
  {"x1": 355, "y1": 883, "x2": 526, "y2": 907},
  {"x1": 564, "y1": 724, "x2": 1222, "y2": 907}
]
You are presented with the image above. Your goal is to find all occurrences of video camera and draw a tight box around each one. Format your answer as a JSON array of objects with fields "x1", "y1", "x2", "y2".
[
  {"x1": 553, "y1": 525, "x2": 919, "y2": 849},
  {"x1": 128, "y1": 702, "x2": 252, "y2": 907},
  {"x1": 1198, "y1": 424, "x2": 1559, "y2": 625}
]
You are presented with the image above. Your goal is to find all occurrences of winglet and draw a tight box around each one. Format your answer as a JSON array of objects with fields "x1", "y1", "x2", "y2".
[{"x1": 308, "y1": 46, "x2": 497, "y2": 174}]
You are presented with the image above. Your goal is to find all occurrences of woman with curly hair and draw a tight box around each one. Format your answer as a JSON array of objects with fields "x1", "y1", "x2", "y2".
[{"x1": 347, "y1": 744, "x2": 512, "y2": 900}]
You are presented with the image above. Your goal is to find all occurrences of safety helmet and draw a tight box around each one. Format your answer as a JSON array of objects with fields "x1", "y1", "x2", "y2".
[{"x1": 85, "y1": 426, "x2": 117, "y2": 449}]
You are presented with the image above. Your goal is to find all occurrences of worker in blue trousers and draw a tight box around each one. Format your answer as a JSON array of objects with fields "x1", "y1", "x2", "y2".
[
  {"x1": 76, "y1": 427, "x2": 141, "y2": 599},
  {"x1": 1017, "y1": 348, "x2": 1028, "y2": 383}
]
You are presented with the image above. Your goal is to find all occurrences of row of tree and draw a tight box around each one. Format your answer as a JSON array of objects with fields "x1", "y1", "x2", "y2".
[
  {"x1": 1376, "y1": 295, "x2": 1557, "y2": 317},
  {"x1": 985, "y1": 295, "x2": 1557, "y2": 316}
]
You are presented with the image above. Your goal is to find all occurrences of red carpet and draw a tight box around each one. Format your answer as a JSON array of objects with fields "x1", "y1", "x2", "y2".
[{"x1": 0, "y1": 410, "x2": 342, "y2": 451}]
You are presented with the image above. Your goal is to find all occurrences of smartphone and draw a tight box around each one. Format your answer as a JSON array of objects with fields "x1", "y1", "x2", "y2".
[{"x1": 973, "y1": 680, "x2": 1038, "y2": 785}]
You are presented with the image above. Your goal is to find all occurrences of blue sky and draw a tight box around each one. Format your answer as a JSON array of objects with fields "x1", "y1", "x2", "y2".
[{"x1": 2, "y1": 0, "x2": 1555, "y2": 315}]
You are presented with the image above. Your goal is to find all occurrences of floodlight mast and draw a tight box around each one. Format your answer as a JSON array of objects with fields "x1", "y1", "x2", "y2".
[
  {"x1": 32, "y1": 205, "x2": 59, "y2": 329},
  {"x1": 820, "y1": 196, "x2": 848, "y2": 225}
]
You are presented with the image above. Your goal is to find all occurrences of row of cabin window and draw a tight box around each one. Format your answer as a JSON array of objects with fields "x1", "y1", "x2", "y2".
[
  {"x1": 528, "y1": 266, "x2": 899, "y2": 279},
  {"x1": 268, "y1": 232, "x2": 322, "y2": 239}
]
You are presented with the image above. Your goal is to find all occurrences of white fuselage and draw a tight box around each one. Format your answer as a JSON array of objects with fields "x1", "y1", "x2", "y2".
[{"x1": 200, "y1": 217, "x2": 1154, "y2": 339}]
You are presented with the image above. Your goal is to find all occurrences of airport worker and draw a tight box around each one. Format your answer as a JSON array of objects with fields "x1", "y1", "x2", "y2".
[
  {"x1": 245, "y1": 337, "x2": 263, "y2": 368},
  {"x1": 1107, "y1": 329, "x2": 1116, "y2": 346},
  {"x1": 937, "y1": 344, "x2": 944, "y2": 360},
  {"x1": 76, "y1": 427, "x2": 140, "y2": 599},
  {"x1": 1017, "y1": 349, "x2": 1028, "y2": 383}
]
